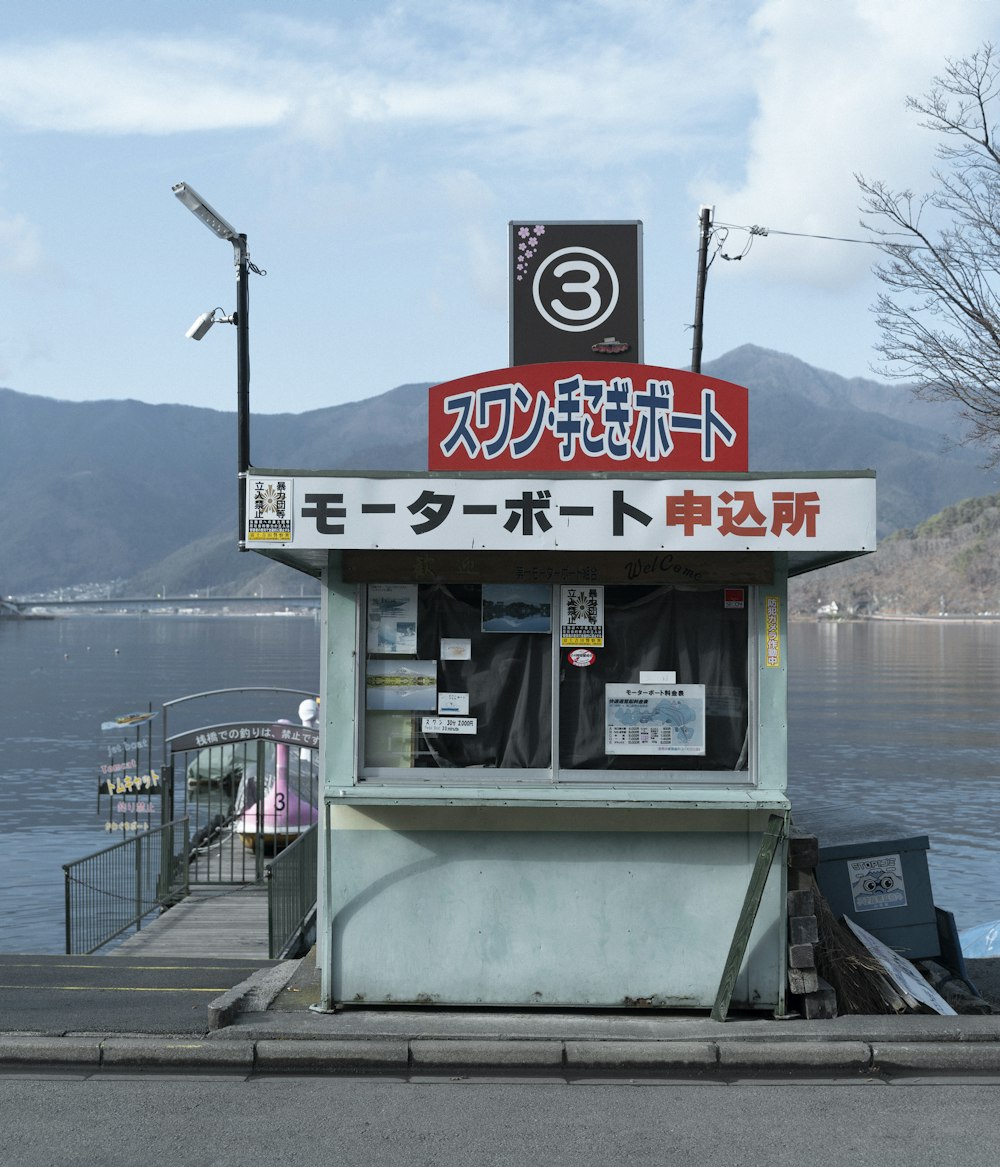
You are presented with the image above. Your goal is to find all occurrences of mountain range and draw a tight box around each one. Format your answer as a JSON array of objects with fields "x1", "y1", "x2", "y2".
[{"x1": 2, "y1": 344, "x2": 997, "y2": 600}]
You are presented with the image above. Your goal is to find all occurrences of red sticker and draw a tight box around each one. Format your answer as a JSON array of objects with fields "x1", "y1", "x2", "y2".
[{"x1": 567, "y1": 648, "x2": 596, "y2": 667}]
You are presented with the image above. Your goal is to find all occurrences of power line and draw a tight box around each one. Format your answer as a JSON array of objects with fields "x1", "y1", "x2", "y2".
[{"x1": 713, "y1": 220, "x2": 919, "y2": 247}]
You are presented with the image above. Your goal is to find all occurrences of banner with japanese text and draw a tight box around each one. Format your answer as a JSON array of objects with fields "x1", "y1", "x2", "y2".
[
  {"x1": 427, "y1": 363, "x2": 748, "y2": 472},
  {"x1": 247, "y1": 474, "x2": 876, "y2": 554}
]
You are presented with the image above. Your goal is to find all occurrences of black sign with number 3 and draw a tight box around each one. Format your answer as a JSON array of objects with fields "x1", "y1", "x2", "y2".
[{"x1": 510, "y1": 221, "x2": 642, "y2": 366}]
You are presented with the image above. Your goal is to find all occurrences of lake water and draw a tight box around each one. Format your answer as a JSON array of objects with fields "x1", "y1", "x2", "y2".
[
  {"x1": 787, "y1": 618, "x2": 1000, "y2": 933},
  {"x1": 1, "y1": 613, "x2": 998, "y2": 952},
  {"x1": 0, "y1": 614, "x2": 321, "y2": 953}
]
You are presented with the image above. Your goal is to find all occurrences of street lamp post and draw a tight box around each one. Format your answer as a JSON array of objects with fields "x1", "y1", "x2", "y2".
[{"x1": 172, "y1": 182, "x2": 254, "y2": 549}]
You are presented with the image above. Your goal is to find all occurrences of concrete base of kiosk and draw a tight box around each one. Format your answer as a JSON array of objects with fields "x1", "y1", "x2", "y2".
[{"x1": 320, "y1": 794, "x2": 788, "y2": 1013}]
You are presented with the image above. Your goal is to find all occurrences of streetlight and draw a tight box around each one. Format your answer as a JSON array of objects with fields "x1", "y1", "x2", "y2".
[{"x1": 172, "y1": 182, "x2": 261, "y2": 549}]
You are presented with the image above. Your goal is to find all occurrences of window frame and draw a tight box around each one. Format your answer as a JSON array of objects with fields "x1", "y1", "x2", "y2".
[{"x1": 357, "y1": 581, "x2": 760, "y2": 790}]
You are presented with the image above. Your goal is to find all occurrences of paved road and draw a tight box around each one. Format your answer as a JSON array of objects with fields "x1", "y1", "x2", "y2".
[
  {"x1": 1, "y1": 1074, "x2": 998, "y2": 1167},
  {"x1": 0, "y1": 954, "x2": 273, "y2": 1034}
]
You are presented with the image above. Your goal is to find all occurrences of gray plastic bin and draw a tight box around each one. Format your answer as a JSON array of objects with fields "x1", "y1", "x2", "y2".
[{"x1": 815, "y1": 835, "x2": 939, "y2": 959}]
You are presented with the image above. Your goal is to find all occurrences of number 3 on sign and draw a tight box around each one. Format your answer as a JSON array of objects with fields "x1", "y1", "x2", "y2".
[
  {"x1": 533, "y1": 246, "x2": 620, "y2": 332},
  {"x1": 551, "y1": 260, "x2": 601, "y2": 320}
]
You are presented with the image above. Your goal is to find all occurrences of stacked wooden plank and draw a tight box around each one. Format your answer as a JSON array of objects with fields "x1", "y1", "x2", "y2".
[{"x1": 787, "y1": 828, "x2": 838, "y2": 1019}]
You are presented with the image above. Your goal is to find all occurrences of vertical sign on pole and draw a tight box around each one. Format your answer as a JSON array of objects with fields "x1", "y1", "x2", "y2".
[{"x1": 510, "y1": 221, "x2": 642, "y2": 366}]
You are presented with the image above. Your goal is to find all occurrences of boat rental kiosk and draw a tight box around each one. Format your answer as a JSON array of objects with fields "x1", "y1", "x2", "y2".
[{"x1": 245, "y1": 222, "x2": 876, "y2": 1014}]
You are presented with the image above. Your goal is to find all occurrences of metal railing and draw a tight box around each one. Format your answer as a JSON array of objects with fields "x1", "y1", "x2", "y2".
[
  {"x1": 265, "y1": 824, "x2": 318, "y2": 959},
  {"x1": 161, "y1": 689, "x2": 319, "y2": 887},
  {"x1": 63, "y1": 819, "x2": 190, "y2": 954}
]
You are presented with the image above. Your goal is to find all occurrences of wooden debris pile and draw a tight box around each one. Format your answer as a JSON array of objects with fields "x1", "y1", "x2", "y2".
[{"x1": 787, "y1": 826, "x2": 986, "y2": 1016}]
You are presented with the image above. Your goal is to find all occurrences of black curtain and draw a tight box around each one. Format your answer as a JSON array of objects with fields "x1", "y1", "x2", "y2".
[
  {"x1": 416, "y1": 584, "x2": 551, "y2": 768},
  {"x1": 558, "y1": 586, "x2": 748, "y2": 770}
]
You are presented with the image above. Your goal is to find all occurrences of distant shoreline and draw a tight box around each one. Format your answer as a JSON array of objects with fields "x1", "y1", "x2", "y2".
[
  {"x1": 870, "y1": 613, "x2": 1000, "y2": 625},
  {"x1": 792, "y1": 613, "x2": 1000, "y2": 625},
  {"x1": 1, "y1": 607, "x2": 317, "y2": 621}
]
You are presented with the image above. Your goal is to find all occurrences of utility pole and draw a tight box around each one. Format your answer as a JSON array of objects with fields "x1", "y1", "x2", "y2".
[{"x1": 690, "y1": 205, "x2": 713, "y2": 374}]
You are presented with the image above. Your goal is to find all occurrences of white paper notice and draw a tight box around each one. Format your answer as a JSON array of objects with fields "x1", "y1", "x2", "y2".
[
  {"x1": 605, "y1": 683, "x2": 706, "y2": 755},
  {"x1": 422, "y1": 716, "x2": 477, "y2": 735},
  {"x1": 437, "y1": 692, "x2": 470, "y2": 716},
  {"x1": 367, "y1": 584, "x2": 418, "y2": 654}
]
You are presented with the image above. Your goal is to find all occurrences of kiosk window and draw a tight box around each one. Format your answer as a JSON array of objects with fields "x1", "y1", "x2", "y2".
[
  {"x1": 559, "y1": 586, "x2": 748, "y2": 771},
  {"x1": 362, "y1": 583, "x2": 749, "y2": 778},
  {"x1": 365, "y1": 583, "x2": 551, "y2": 770}
]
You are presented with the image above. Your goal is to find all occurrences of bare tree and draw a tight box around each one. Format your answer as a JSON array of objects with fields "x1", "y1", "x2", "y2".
[{"x1": 858, "y1": 44, "x2": 1000, "y2": 459}]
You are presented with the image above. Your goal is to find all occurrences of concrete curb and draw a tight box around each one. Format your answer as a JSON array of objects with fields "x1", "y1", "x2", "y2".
[
  {"x1": 3, "y1": 1034, "x2": 1000, "y2": 1076},
  {"x1": 717, "y1": 1040, "x2": 872, "y2": 1073},
  {"x1": 102, "y1": 1038, "x2": 256, "y2": 1070},
  {"x1": 565, "y1": 1040, "x2": 717, "y2": 1070},
  {"x1": 255, "y1": 1038, "x2": 409, "y2": 1072},
  {"x1": 871, "y1": 1041, "x2": 1000, "y2": 1074},
  {"x1": 0, "y1": 1036, "x2": 103, "y2": 1065},
  {"x1": 207, "y1": 958, "x2": 303, "y2": 1031},
  {"x1": 410, "y1": 1039, "x2": 564, "y2": 1070}
]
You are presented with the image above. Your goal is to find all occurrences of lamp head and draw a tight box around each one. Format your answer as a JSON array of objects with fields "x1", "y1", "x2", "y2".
[
  {"x1": 172, "y1": 182, "x2": 239, "y2": 242},
  {"x1": 185, "y1": 310, "x2": 216, "y2": 341},
  {"x1": 185, "y1": 308, "x2": 235, "y2": 340}
]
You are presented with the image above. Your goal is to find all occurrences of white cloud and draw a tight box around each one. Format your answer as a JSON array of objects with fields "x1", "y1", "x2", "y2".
[
  {"x1": 0, "y1": 38, "x2": 289, "y2": 133},
  {"x1": 0, "y1": 208, "x2": 41, "y2": 274},
  {"x1": 700, "y1": 0, "x2": 996, "y2": 287},
  {"x1": 0, "y1": 2, "x2": 753, "y2": 164}
]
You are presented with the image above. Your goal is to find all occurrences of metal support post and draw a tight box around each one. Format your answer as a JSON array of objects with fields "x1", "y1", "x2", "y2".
[{"x1": 235, "y1": 234, "x2": 250, "y2": 550}]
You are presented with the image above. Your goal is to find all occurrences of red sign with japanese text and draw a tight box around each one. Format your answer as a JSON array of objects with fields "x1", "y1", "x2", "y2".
[{"x1": 427, "y1": 362, "x2": 748, "y2": 472}]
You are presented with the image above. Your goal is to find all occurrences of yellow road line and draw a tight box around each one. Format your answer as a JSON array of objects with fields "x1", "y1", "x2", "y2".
[
  {"x1": 0, "y1": 984, "x2": 227, "y2": 993},
  {"x1": 1, "y1": 963, "x2": 254, "y2": 971}
]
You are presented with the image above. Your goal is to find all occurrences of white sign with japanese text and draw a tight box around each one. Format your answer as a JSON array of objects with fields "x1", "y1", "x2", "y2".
[
  {"x1": 605, "y1": 684, "x2": 706, "y2": 755},
  {"x1": 247, "y1": 475, "x2": 876, "y2": 553},
  {"x1": 560, "y1": 585, "x2": 604, "y2": 647},
  {"x1": 422, "y1": 716, "x2": 477, "y2": 735},
  {"x1": 849, "y1": 853, "x2": 908, "y2": 913},
  {"x1": 247, "y1": 477, "x2": 292, "y2": 542}
]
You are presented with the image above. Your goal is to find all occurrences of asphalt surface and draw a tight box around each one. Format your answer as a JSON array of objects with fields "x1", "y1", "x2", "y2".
[
  {"x1": 0, "y1": 954, "x2": 277, "y2": 1034},
  {"x1": 6, "y1": 1077, "x2": 1000, "y2": 1167},
  {"x1": 2, "y1": 949, "x2": 1000, "y2": 1077}
]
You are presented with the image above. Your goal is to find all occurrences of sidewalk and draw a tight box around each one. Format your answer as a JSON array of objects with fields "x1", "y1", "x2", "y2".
[{"x1": 2, "y1": 952, "x2": 999, "y2": 1077}]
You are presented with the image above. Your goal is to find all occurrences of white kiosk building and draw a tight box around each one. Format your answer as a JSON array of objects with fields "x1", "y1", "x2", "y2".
[
  {"x1": 241, "y1": 220, "x2": 875, "y2": 1015},
  {"x1": 245, "y1": 411, "x2": 874, "y2": 1014}
]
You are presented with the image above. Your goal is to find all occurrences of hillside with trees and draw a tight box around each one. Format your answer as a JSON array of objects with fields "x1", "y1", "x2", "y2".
[{"x1": 791, "y1": 493, "x2": 1000, "y2": 617}]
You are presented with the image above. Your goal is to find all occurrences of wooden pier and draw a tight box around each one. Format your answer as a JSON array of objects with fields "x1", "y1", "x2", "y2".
[{"x1": 114, "y1": 885, "x2": 270, "y2": 960}]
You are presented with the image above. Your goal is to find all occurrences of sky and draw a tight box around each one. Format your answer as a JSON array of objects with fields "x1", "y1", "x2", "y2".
[{"x1": 0, "y1": 0, "x2": 997, "y2": 415}]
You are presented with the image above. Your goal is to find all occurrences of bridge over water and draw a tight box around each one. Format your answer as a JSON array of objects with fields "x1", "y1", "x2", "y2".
[{"x1": 2, "y1": 595, "x2": 320, "y2": 615}]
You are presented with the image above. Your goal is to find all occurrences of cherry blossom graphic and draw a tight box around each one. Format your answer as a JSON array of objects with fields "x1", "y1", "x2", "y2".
[{"x1": 515, "y1": 224, "x2": 546, "y2": 281}]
